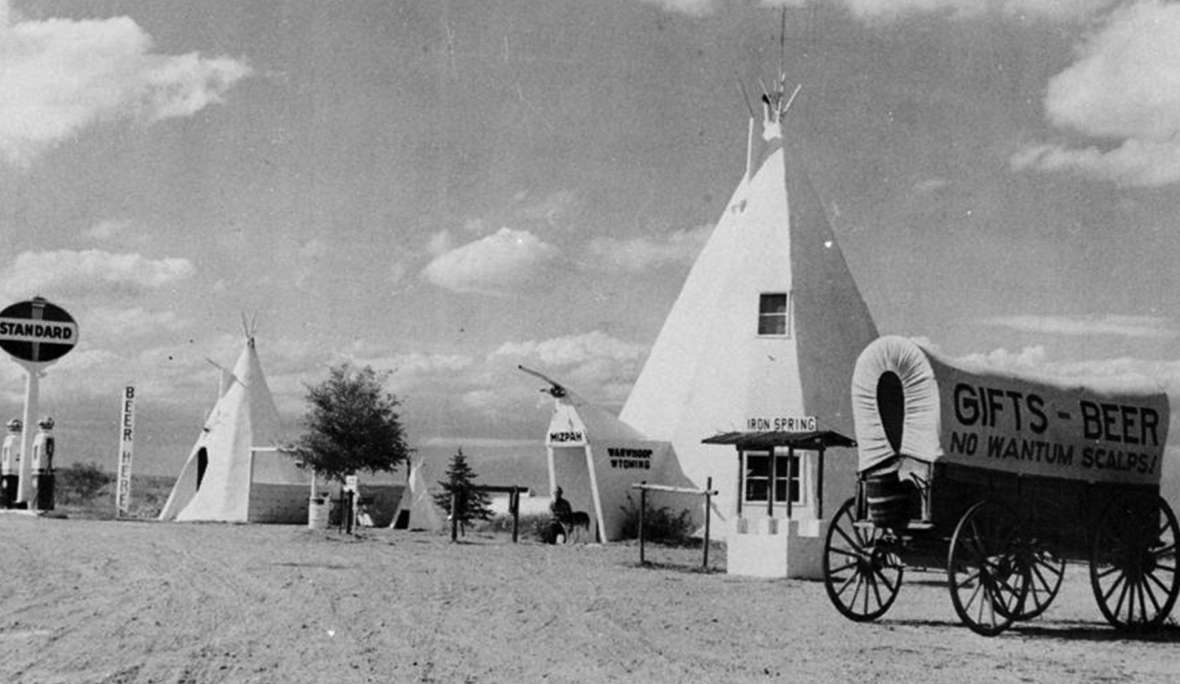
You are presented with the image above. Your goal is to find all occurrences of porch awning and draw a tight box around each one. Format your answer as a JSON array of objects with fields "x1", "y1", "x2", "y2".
[{"x1": 701, "y1": 430, "x2": 855, "y2": 451}]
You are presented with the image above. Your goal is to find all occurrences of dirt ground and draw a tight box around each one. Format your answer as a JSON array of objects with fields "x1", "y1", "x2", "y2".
[{"x1": 1, "y1": 514, "x2": 1179, "y2": 683}]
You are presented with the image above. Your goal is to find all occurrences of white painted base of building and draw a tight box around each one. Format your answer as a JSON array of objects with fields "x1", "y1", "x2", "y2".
[{"x1": 726, "y1": 516, "x2": 829, "y2": 579}]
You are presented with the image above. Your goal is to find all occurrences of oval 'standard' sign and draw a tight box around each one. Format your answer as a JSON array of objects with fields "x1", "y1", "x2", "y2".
[{"x1": 0, "y1": 298, "x2": 78, "y2": 363}]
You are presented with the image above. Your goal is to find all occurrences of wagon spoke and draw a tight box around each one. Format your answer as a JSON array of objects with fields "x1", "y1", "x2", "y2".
[
  {"x1": 834, "y1": 524, "x2": 860, "y2": 551},
  {"x1": 824, "y1": 498, "x2": 903, "y2": 623},
  {"x1": 873, "y1": 566, "x2": 899, "y2": 593},
  {"x1": 1113, "y1": 576, "x2": 1132, "y2": 619},
  {"x1": 1142, "y1": 577, "x2": 1163, "y2": 616},
  {"x1": 828, "y1": 560, "x2": 858, "y2": 576},
  {"x1": 1102, "y1": 572, "x2": 1127, "y2": 604}
]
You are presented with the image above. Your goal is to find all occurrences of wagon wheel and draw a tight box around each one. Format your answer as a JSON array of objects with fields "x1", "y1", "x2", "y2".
[
  {"x1": 1009, "y1": 542, "x2": 1065, "y2": 620},
  {"x1": 823, "y1": 497, "x2": 904, "y2": 622},
  {"x1": 947, "y1": 501, "x2": 1028, "y2": 636},
  {"x1": 1089, "y1": 495, "x2": 1180, "y2": 631}
]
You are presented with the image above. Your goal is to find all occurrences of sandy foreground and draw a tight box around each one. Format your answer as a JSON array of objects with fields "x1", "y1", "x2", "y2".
[{"x1": 1, "y1": 515, "x2": 1178, "y2": 683}]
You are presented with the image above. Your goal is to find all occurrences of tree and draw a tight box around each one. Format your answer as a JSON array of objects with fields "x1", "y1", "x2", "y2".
[
  {"x1": 298, "y1": 363, "x2": 410, "y2": 481},
  {"x1": 432, "y1": 448, "x2": 492, "y2": 533}
]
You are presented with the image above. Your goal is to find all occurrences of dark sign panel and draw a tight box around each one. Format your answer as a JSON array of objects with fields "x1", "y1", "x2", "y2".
[{"x1": 0, "y1": 297, "x2": 78, "y2": 363}]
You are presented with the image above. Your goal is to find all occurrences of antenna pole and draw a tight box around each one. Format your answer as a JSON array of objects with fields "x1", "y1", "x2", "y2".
[
  {"x1": 782, "y1": 83, "x2": 802, "y2": 115},
  {"x1": 736, "y1": 79, "x2": 757, "y2": 120},
  {"x1": 779, "y1": 7, "x2": 787, "y2": 81}
]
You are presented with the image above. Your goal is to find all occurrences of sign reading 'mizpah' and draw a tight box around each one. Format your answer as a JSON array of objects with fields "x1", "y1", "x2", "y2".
[{"x1": 0, "y1": 298, "x2": 79, "y2": 363}]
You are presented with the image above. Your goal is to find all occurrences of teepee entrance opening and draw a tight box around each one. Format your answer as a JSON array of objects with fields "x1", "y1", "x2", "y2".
[{"x1": 196, "y1": 448, "x2": 208, "y2": 490}]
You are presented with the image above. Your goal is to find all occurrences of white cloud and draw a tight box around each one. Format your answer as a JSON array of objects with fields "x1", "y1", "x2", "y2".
[
  {"x1": 587, "y1": 225, "x2": 712, "y2": 272},
  {"x1": 426, "y1": 230, "x2": 454, "y2": 257},
  {"x1": 981, "y1": 314, "x2": 1179, "y2": 339},
  {"x1": 0, "y1": 5, "x2": 251, "y2": 166},
  {"x1": 0, "y1": 249, "x2": 195, "y2": 298},
  {"x1": 637, "y1": 0, "x2": 719, "y2": 17},
  {"x1": 81, "y1": 306, "x2": 189, "y2": 343},
  {"x1": 959, "y1": 345, "x2": 1049, "y2": 369},
  {"x1": 913, "y1": 178, "x2": 950, "y2": 195},
  {"x1": 1012, "y1": 2, "x2": 1180, "y2": 186},
  {"x1": 491, "y1": 330, "x2": 646, "y2": 367},
  {"x1": 421, "y1": 227, "x2": 561, "y2": 296},
  {"x1": 516, "y1": 189, "x2": 581, "y2": 229},
  {"x1": 83, "y1": 219, "x2": 133, "y2": 241}
]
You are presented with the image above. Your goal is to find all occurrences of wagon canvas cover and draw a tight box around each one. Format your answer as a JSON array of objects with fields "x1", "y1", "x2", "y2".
[{"x1": 851, "y1": 336, "x2": 1169, "y2": 486}]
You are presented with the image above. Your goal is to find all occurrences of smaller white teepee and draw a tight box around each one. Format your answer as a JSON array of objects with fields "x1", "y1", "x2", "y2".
[
  {"x1": 392, "y1": 457, "x2": 443, "y2": 531},
  {"x1": 159, "y1": 333, "x2": 308, "y2": 523}
]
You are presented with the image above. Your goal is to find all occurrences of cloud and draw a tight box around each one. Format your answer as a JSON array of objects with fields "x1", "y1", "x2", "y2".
[
  {"x1": 587, "y1": 225, "x2": 712, "y2": 272},
  {"x1": 0, "y1": 249, "x2": 195, "y2": 298},
  {"x1": 0, "y1": 5, "x2": 251, "y2": 166},
  {"x1": 1012, "y1": 2, "x2": 1180, "y2": 187},
  {"x1": 83, "y1": 219, "x2": 133, "y2": 241},
  {"x1": 516, "y1": 189, "x2": 581, "y2": 229},
  {"x1": 81, "y1": 306, "x2": 189, "y2": 343},
  {"x1": 426, "y1": 230, "x2": 454, "y2": 257},
  {"x1": 491, "y1": 330, "x2": 646, "y2": 367},
  {"x1": 959, "y1": 345, "x2": 1049, "y2": 370},
  {"x1": 829, "y1": 0, "x2": 1117, "y2": 21},
  {"x1": 637, "y1": 0, "x2": 719, "y2": 17},
  {"x1": 492, "y1": 330, "x2": 648, "y2": 406},
  {"x1": 420, "y1": 228, "x2": 561, "y2": 295},
  {"x1": 913, "y1": 178, "x2": 950, "y2": 195},
  {"x1": 646, "y1": 0, "x2": 1118, "y2": 21},
  {"x1": 980, "y1": 314, "x2": 1179, "y2": 340}
]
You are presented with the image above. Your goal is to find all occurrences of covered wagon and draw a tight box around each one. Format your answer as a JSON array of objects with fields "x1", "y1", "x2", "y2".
[{"x1": 822, "y1": 335, "x2": 1178, "y2": 635}]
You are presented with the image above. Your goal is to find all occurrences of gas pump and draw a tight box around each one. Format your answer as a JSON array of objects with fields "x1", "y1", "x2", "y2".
[
  {"x1": 0, "y1": 419, "x2": 20, "y2": 508},
  {"x1": 29, "y1": 417, "x2": 55, "y2": 511}
]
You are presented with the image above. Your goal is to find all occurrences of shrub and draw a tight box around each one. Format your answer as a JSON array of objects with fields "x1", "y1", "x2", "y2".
[
  {"x1": 476, "y1": 513, "x2": 552, "y2": 541},
  {"x1": 57, "y1": 462, "x2": 115, "y2": 505},
  {"x1": 617, "y1": 494, "x2": 695, "y2": 546}
]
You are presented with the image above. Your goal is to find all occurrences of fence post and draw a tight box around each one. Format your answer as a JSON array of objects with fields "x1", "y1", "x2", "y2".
[
  {"x1": 703, "y1": 476, "x2": 712, "y2": 570},
  {"x1": 450, "y1": 487, "x2": 459, "y2": 542},
  {"x1": 510, "y1": 487, "x2": 520, "y2": 544},
  {"x1": 638, "y1": 482, "x2": 647, "y2": 565}
]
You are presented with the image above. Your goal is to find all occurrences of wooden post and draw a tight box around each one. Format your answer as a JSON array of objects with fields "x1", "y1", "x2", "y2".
[
  {"x1": 816, "y1": 447, "x2": 825, "y2": 519},
  {"x1": 450, "y1": 487, "x2": 459, "y2": 542},
  {"x1": 736, "y1": 452, "x2": 743, "y2": 517},
  {"x1": 510, "y1": 487, "x2": 520, "y2": 544},
  {"x1": 786, "y1": 447, "x2": 794, "y2": 520},
  {"x1": 638, "y1": 482, "x2": 647, "y2": 565},
  {"x1": 767, "y1": 450, "x2": 776, "y2": 518},
  {"x1": 703, "y1": 476, "x2": 712, "y2": 570}
]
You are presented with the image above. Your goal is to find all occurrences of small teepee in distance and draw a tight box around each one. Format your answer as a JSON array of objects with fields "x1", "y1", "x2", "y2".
[{"x1": 159, "y1": 319, "x2": 309, "y2": 523}]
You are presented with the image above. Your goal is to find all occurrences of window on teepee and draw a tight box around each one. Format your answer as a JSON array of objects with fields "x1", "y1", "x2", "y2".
[
  {"x1": 743, "y1": 451, "x2": 803, "y2": 504},
  {"x1": 757, "y1": 292, "x2": 790, "y2": 336}
]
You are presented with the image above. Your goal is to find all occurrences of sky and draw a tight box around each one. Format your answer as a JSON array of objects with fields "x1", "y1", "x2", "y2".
[{"x1": 2, "y1": 0, "x2": 1180, "y2": 480}]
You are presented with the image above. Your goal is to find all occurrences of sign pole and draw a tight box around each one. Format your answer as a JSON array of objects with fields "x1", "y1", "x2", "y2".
[
  {"x1": 0, "y1": 297, "x2": 79, "y2": 508},
  {"x1": 14, "y1": 363, "x2": 41, "y2": 505},
  {"x1": 115, "y1": 386, "x2": 136, "y2": 517}
]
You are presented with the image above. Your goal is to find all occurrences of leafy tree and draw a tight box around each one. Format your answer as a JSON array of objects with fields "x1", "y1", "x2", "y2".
[
  {"x1": 298, "y1": 363, "x2": 410, "y2": 482},
  {"x1": 57, "y1": 461, "x2": 115, "y2": 504},
  {"x1": 433, "y1": 448, "x2": 492, "y2": 533}
]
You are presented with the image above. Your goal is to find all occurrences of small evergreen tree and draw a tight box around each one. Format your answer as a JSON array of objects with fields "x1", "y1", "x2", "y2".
[
  {"x1": 298, "y1": 363, "x2": 411, "y2": 482},
  {"x1": 433, "y1": 448, "x2": 492, "y2": 534}
]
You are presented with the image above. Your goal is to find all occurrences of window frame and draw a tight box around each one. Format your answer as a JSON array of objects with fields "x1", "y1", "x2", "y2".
[{"x1": 757, "y1": 292, "x2": 791, "y2": 337}]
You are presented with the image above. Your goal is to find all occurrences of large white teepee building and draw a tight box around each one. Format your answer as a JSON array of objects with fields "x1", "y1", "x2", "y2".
[
  {"x1": 159, "y1": 334, "x2": 309, "y2": 523},
  {"x1": 619, "y1": 81, "x2": 879, "y2": 557}
]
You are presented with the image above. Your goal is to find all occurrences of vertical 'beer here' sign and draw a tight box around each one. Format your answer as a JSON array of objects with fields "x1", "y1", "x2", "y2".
[{"x1": 116, "y1": 386, "x2": 135, "y2": 516}]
